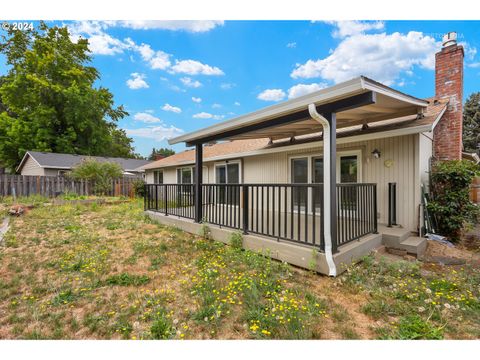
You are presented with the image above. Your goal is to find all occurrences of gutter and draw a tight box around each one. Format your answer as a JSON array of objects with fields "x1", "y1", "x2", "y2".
[{"x1": 308, "y1": 104, "x2": 337, "y2": 277}]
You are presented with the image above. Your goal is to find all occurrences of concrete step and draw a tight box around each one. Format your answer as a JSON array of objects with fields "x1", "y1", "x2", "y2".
[
  {"x1": 399, "y1": 236, "x2": 427, "y2": 257},
  {"x1": 381, "y1": 227, "x2": 412, "y2": 248}
]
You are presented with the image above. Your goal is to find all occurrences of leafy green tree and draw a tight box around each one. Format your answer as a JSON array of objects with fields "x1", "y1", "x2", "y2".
[
  {"x1": 0, "y1": 22, "x2": 135, "y2": 171},
  {"x1": 463, "y1": 92, "x2": 480, "y2": 155},
  {"x1": 148, "y1": 147, "x2": 175, "y2": 160},
  {"x1": 70, "y1": 159, "x2": 123, "y2": 195}
]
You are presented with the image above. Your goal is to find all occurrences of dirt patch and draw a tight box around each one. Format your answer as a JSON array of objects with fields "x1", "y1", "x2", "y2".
[{"x1": 423, "y1": 240, "x2": 480, "y2": 267}]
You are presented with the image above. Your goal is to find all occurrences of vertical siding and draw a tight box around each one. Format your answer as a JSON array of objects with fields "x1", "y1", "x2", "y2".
[{"x1": 242, "y1": 134, "x2": 419, "y2": 232}]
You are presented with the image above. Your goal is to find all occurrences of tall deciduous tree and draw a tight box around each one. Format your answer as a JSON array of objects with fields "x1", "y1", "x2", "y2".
[
  {"x1": 0, "y1": 22, "x2": 136, "y2": 171},
  {"x1": 463, "y1": 92, "x2": 480, "y2": 155}
]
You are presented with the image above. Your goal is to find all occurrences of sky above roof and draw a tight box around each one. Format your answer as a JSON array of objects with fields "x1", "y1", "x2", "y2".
[{"x1": 1, "y1": 20, "x2": 479, "y2": 157}]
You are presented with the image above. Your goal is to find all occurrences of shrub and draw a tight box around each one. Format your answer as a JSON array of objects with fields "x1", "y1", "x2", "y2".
[
  {"x1": 70, "y1": 159, "x2": 123, "y2": 195},
  {"x1": 427, "y1": 160, "x2": 479, "y2": 241},
  {"x1": 132, "y1": 178, "x2": 145, "y2": 197}
]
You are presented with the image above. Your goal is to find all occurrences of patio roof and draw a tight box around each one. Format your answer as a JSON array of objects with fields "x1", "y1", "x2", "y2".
[{"x1": 169, "y1": 76, "x2": 429, "y2": 146}]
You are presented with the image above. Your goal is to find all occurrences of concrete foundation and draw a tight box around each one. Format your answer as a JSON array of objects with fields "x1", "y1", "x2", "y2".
[{"x1": 146, "y1": 211, "x2": 383, "y2": 276}]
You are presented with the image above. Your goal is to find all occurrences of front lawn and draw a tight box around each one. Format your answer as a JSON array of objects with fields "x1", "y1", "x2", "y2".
[{"x1": 0, "y1": 200, "x2": 478, "y2": 339}]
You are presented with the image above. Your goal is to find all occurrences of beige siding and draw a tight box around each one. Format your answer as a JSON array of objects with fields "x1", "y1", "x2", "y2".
[
  {"x1": 243, "y1": 134, "x2": 420, "y2": 232},
  {"x1": 20, "y1": 156, "x2": 45, "y2": 176}
]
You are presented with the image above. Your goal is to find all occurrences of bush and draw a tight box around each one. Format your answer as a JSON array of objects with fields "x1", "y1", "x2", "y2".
[
  {"x1": 70, "y1": 159, "x2": 123, "y2": 195},
  {"x1": 427, "y1": 160, "x2": 479, "y2": 241},
  {"x1": 132, "y1": 178, "x2": 145, "y2": 197},
  {"x1": 229, "y1": 231, "x2": 243, "y2": 250}
]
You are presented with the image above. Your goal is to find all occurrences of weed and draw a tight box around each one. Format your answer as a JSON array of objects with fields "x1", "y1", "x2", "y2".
[{"x1": 105, "y1": 273, "x2": 150, "y2": 287}]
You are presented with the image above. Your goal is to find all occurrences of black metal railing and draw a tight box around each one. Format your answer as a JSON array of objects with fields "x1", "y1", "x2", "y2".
[
  {"x1": 145, "y1": 183, "x2": 377, "y2": 251},
  {"x1": 145, "y1": 184, "x2": 195, "y2": 220}
]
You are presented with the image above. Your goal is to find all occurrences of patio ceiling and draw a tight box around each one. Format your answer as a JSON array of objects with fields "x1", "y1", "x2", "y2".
[{"x1": 169, "y1": 76, "x2": 429, "y2": 146}]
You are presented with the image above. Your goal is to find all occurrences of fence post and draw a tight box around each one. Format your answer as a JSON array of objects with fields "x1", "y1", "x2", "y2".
[
  {"x1": 388, "y1": 182, "x2": 397, "y2": 227},
  {"x1": 164, "y1": 185, "x2": 168, "y2": 216},
  {"x1": 242, "y1": 185, "x2": 249, "y2": 234}
]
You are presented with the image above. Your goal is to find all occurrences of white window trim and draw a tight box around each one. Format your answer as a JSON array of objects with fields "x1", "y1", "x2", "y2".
[
  {"x1": 176, "y1": 166, "x2": 194, "y2": 184},
  {"x1": 288, "y1": 149, "x2": 363, "y2": 184},
  {"x1": 153, "y1": 169, "x2": 164, "y2": 184},
  {"x1": 214, "y1": 159, "x2": 242, "y2": 184},
  {"x1": 175, "y1": 165, "x2": 209, "y2": 184}
]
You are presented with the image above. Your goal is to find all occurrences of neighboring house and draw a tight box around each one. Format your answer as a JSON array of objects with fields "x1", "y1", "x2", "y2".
[
  {"x1": 141, "y1": 33, "x2": 466, "y2": 275},
  {"x1": 17, "y1": 151, "x2": 152, "y2": 177}
]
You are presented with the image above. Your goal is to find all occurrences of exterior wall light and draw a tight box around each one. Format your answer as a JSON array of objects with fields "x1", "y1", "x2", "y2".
[{"x1": 372, "y1": 149, "x2": 381, "y2": 159}]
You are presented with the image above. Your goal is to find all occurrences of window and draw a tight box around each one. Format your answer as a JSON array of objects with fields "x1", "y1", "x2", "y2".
[
  {"x1": 215, "y1": 161, "x2": 241, "y2": 205},
  {"x1": 176, "y1": 167, "x2": 194, "y2": 184},
  {"x1": 153, "y1": 170, "x2": 163, "y2": 184},
  {"x1": 58, "y1": 170, "x2": 67, "y2": 177}
]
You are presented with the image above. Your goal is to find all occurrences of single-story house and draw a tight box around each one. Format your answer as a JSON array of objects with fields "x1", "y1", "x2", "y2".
[
  {"x1": 141, "y1": 32, "x2": 465, "y2": 275},
  {"x1": 17, "y1": 151, "x2": 152, "y2": 177}
]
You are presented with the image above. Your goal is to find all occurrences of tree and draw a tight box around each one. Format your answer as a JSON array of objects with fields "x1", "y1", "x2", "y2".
[
  {"x1": 70, "y1": 159, "x2": 123, "y2": 195},
  {"x1": 148, "y1": 147, "x2": 175, "y2": 160},
  {"x1": 463, "y1": 92, "x2": 480, "y2": 155},
  {"x1": 0, "y1": 22, "x2": 136, "y2": 172}
]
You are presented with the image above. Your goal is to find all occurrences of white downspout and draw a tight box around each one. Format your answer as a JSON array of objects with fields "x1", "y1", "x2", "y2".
[{"x1": 308, "y1": 104, "x2": 337, "y2": 277}]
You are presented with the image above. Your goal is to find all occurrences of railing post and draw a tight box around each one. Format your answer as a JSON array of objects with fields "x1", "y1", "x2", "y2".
[
  {"x1": 373, "y1": 184, "x2": 378, "y2": 234},
  {"x1": 194, "y1": 144, "x2": 203, "y2": 223},
  {"x1": 242, "y1": 185, "x2": 249, "y2": 234},
  {"x1": 164, "y1": 185, "x2": 168, "y2": 216},
  {"x1": 155, "y1": 184, "x2": 158, "y2": 211},
  {"x1": 388, "y1": 182, "x2": 397, "y2": 227}
]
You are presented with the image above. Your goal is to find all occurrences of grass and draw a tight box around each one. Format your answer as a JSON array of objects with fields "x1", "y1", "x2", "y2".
[{"x1": 0, "y1": 199, "x2": 478, "y2": 339}]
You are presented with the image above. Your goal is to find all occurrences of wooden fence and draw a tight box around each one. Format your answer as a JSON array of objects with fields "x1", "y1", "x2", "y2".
[{"x1": 0, "y1": 175, "x2": 141, "y2": 198}]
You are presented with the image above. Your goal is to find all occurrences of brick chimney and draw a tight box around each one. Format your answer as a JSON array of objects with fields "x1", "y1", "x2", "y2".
[
  {"x1": 154, "y1": 154, "x2": 165, "y2": 161},
  {"x1": 433, "y1": 32, "x2": 464, "y2": 160}
]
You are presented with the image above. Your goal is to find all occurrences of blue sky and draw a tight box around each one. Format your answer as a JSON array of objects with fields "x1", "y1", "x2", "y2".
[{"x1": 2, "y1": 20, "x2": 480, "y2": 157}]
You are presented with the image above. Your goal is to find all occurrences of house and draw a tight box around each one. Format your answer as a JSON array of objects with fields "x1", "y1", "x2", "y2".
[
  {"x1": 16, "y1": 151, "x2": 152, "y2": 177},
  {"x1": 141, "y1": 32, "x2": 465, "y2": 276}
]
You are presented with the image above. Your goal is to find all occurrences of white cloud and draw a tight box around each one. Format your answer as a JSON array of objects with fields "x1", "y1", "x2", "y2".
[
  {"x1": 162, "y1": 103, "x2": 182, "y2": 113},
  {"x1": 170, "y1": 60, "x2": 224, "y2": 76},
  {"x1": 125, "y1": 125, "x2": 184, "y2": 142},
  {"x1": 326, "y1": 20, "x2": 385, "y2": 38},
  {"x1": 134, "y1": 43, "x2": 171, "y2": 70},
  {"x1": 133, "y1": 112, "x2": 161, "y2": 123},
  {"x1": 69, "y1": 21, "x2": 131, "y2": 55},
  {"x1": 212, "y1": 103, "x2": 222, "y2": 109},
  {"x1": 467, "y1": 62, "x2": 480, "y2": 68},
  {"x1": 257, "y1": 89, "x2": 286, "y2": 102},
  {"x1": 192, "y1": 97, "x2": 202, "y2": 103},
  {"x1": 291, "y1": 31, "x2": 439, "y2": 86},
  {"x1": 126, "y1": 73, "x2": 149, "y2": 89},
  {"x1": 220, "y1": 82, "x2": 235, "y2": 90},
  {"x1": 287, "y1": 83, "x2": 328, "y2": 99},
  {"x1": 287, "y1": 42, "x2": 297, "y2": 48},
  {"x1": 234, "y1": 101, "x2": 241, "y2": 106},
  {"x1": 180, "y1": 77, "x2": 202, "y2": 88},
  {"x1": 193, "y1": 112, "x2": 224, "y2": 120},
  {"x1": 118, "y1": 20, "x2": 224, "y2": 33}
]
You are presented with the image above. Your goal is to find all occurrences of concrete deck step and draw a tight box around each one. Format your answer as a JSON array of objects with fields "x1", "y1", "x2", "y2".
[
  {"x1": 399, "y1": 236, "x2": 427, "y2": 257},
  {"x1": 381, "y1": 227, "x2": 412, "y2": 248}
]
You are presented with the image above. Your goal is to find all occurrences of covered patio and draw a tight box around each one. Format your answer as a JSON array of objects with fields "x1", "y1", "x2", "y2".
[{"x1": 144, "y1": 76, "x2": 429, "y2": 275}]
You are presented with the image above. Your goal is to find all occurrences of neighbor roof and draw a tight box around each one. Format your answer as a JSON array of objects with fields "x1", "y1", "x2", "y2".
[
  {"x1": 141, "y1": 98, "x2": 447, "y2": 171},
  {"x1": 17, "y1": 151, "x2": 151, "y2": 173}
]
